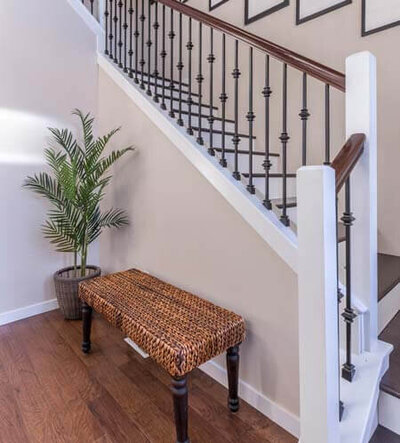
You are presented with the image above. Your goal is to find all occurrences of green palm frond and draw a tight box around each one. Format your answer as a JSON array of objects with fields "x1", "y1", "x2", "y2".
[{"x1": 24, "y1": 109, "x2": 133, "y2": 276}]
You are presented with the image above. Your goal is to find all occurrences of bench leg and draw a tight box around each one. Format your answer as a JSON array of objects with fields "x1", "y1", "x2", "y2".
[
  {"x1": 171, "y1": 376, "x2": 190, "y2": 443},
  {"x1": 81, "y1": 302, "x2": 92, "y2": 354},
  {"x1": 227, "y1": 345, "x2": 240, "y2": 412}
]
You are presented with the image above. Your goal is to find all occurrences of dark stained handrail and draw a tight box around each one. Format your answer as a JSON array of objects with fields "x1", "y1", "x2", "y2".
[
  {"x1": 155, "y1": 0, "x2": 346, "y2": 91},
  {"x1": 331, "y1": 133, "x2": 366, "y2": 193}
]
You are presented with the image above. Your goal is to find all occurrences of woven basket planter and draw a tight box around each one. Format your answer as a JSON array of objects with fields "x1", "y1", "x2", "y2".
[{"x1": 54, "y1": 265, "x2": 101, "y2": 320}]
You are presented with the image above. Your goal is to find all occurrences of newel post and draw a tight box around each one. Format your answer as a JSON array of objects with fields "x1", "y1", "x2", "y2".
[
  {"x1": 297, "y1": 166, "x2": 340, "y2": 443},
  {"x1": 346, "y1": 52, "x2": 378, "y2": 350}
]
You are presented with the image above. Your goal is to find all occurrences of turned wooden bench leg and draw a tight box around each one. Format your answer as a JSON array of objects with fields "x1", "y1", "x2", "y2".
[
  {"x1": 227, "y1": 345, "x2": 240, "y2": 412},
  {"x1": 171, "y1": 376, "x2": 190, "y2": 443},
  {"x1": 82, "y1": 302, "x2": 93, "y2": 354}
]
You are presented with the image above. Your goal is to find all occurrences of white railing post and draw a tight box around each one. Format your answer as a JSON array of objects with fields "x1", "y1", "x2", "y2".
[
  {"x1": 297, "y1": 165, "x2": 340, "y2": 443},
  {"x1": 346, "y1": 52, "x2": 378, "y2": 350}
]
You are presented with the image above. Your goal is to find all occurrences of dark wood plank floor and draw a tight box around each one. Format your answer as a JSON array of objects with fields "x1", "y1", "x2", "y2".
[
  {"x1": 370, "y1": 425, "x2": 400, "y2": 442},
  {"x1": 0, "y1": 310, "x2": 297, "y2": 443}
]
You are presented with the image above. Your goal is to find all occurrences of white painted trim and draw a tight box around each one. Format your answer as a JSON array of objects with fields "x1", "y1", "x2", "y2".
[
  {"x1": 0, "y1": 299, "x2": 59, "y2": 326},
  {"x1": 297, "y1": 165, "x2": 340, "y2": 443},
  {"x1": 346, "y1": 51, "x2": 378, "y2": 351},
  {"x1": 66, "y1": 0, "x2": 105, "y2": 51},
  {"x1": 98, "y1": 53, "x2": 298, "y2": 272},
  {"x1": 379, "y1": 391, "x2": 400, "y2": 435},
  {"x1": 378, "y1": 283, "x2": 400, "y2": 334},
  {"x1": 200, "y1": 359, "x2": 300, "y2": 439}
]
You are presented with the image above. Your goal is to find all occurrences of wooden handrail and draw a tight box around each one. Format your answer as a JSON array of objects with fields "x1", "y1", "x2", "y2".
[
  {"x1": 331, "y1": 133, "x2": 366, "y2": 193},
  {"x1": 156, "y1": 0, "x2": 346, "y2": 91}
]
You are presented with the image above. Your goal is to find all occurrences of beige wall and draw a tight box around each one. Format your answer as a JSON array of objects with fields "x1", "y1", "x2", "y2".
[
  {"x1": 97, "y1": 68, "x2": 300, "y2": 416},
  {"x1": 184, "y1": 0, "x2": 400, "y2": 255}
]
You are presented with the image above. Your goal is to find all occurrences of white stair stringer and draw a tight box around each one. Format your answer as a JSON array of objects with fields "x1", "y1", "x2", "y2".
[
  {"x1": 378, "y1": 391, "x2": 400, "y2": 436},
  {"x1": 98, "y1": 53, "x2": 298, "y2": 272}
]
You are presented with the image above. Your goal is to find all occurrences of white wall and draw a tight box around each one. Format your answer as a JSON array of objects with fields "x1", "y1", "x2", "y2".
[{"x1": 0, "y1": 0, "x2": 99, "y2": 318}]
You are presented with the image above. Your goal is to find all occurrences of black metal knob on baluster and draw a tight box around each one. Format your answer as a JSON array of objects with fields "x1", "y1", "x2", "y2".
[
  {"x1": 299, "y1": 73, "x2": 310, "y2": 166},
  {"x1": 207, "y1": 28, "x2": 215, "y2": 156},
  {"x1": 168, "y1": 8, "x2": 176, "y2": 118},
  {"x1": 186, "y1": 18, "x2": 193, "y2": 135},
  {"x1": 219, "y1": 33, "x2": 227, "y2": 167},
  {"x1": 113, "y1": 0, "x2": 118, "y2": 64}
]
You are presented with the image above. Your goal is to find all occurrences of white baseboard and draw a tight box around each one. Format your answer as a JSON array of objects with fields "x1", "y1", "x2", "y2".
[
  {"x1": 0, "y1": 299, "x2": 59, "y2": 326},
  {"x1": 379, "y1": 391, "x2": 400, "y2": 435},
  {"x1": 200, "y1": 359, "x2": 300, "y2": 439},
  {"x1": 378, "y1": 283, "x2": 400, "y2": 334}
]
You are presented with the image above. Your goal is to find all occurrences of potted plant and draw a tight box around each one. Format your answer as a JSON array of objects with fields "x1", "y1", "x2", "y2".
[{"x1": 24, "y1": 109, "x2": 133, "y2": 319}]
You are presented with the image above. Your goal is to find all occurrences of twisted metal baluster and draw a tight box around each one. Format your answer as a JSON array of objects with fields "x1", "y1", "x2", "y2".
[
  {"x1": 207, "y1": 28, "x2": 215, "y2": 156},
  {"x1": 262, "y1": 55, "x2": 272, "y2": 209}
]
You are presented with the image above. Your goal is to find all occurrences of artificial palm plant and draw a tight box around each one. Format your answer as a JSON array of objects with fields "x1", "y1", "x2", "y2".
[
  {"x1": 24, "y1": 110, "x2": 133, "y2": 319},
  {"x1": 24, "y1": 109, "x2": 133, "y2": 277}
]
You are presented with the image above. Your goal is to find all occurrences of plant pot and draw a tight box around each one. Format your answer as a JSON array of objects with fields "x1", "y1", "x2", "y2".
[{"x1": 54, "y1": 265, "x2": 101, "y2": 320}]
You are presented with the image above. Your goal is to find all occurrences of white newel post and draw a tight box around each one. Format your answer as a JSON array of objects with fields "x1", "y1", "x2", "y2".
[
  {"x1": 297, "y1": 166, "x2": 340, "y2": 443},
  {"x1": 346, "y1": 52, "x2": 378, "y2": 350}
]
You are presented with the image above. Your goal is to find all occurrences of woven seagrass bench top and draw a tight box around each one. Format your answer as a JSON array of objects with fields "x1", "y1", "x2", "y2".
[{"x1": 79, "y1": 269, "x2": 245, "y2": 377}]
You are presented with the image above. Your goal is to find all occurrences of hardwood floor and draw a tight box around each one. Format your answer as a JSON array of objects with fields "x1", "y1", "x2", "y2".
[{"x1": 0, "y1": 310, "x2": 297, "y2": 443}]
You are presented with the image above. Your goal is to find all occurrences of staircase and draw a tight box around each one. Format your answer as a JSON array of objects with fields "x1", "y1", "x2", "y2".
[{"x1": 73, "y1": 1, "x2": 394, "y2": 442}]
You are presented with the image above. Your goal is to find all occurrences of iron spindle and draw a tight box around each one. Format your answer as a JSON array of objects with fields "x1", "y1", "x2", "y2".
[
  {"x1": 160, "y1": 5, "x2": 167, "y2": 110},
  {"x1": 109, "y1": 0, "x2": 114, "y2": 59},
  {"x1": 153, "y1": 1, "x2": 159, "y2": 102},
  {"x1": 279, "y1": 63, "x2": 290, "y2": 226},
  {"x1": 128, "y1": 0, "x2": 134, "y2": 77},
  {"x1": 196, "y1": 23, "x2": 204, "y2": 145},
  {"x1": 219, "y1": 33, "x2": 227, "y2": 167},
  {"x1": 207, "y1": 28, "x2": 215, "y2": 156},
  {"x1": 134, "y1": 0, "x2": 139, "y2": 83},
  {"x1": 246, "y1": 47, "x2": 255, "y2": 194},
  {"x1": 232, "y1": 39, "x2": 241, "y2": 180},
  {"x1": 123, "y1": 0, "x2": 128, "y2": 72},
  {"x1": 325, "y1": 84, "x2": 331, "y2": 164},
  {"x1": 168, "y1": 8, "x2": 176, "y2": 118},
  {"x1": 146, "y1": 0, "x2": 152, "y2": 96},
  {"x1": 114, "y1": 0, "x2": 118, "y2": 63},
  {"x1": 341, "y1": 179, "x2": 357, "y2": 382},
  {"x1": 177, "y1": 13, "x2": 184, "y2": 126},
  {"x1": 118, "y1": 0, "x2": 123, "y2": 67},
  {"x1": 186, "y1": 18, "x2": 194, "y2": 135},
  {"x1": 140, "y1": 0, "x2": 145, "y2": 89},
  {"x1": 105, "y1": 0, "x2": 110, "y2": 55},
  {"x1": 300, "y1": 73, "x2": 310, "y2": 166},
  {"x1": 262, "y1": 55, "x2": 272, "y2": 209}
]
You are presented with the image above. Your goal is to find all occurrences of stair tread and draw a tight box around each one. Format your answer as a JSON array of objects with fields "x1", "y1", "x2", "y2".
[
  {"x1": 173, "y1": 109, "x2": 235, "y2": 124},
  {"x1": 378, "y1": 253, "x2": 400, "y2": 302},
  {"x1": 155, "y1": 93, "x2": 218, "y2": 109},
  {"x1": 370, "y1": 425, "x2": 400, "y2": 442},
  {"x1": 380, "y1": 311, "x2": 400, "y2": 399}
]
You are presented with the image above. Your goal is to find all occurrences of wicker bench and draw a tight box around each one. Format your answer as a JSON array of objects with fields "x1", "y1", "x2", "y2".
[{"x1": 79, "y1": 269, "x2": 246, "y2": 443}]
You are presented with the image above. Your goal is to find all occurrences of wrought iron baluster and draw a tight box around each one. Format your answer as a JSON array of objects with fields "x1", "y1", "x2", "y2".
[
  {"x1": 196, "y1": 23, "x2": 204, "y2": 145},
  {"x1": 153, "y1": 1, "x2": 159, "y2": 102},
  {"x1": 114, "y1": 0, "x2": 118, "y2": 63},
  {"x1": 207, "y1": 28, "x2": 215, "y2": 156},
  {"x1": 341, "y1": 179, "x2": 357, "y2": 382},
  {"x1": 128, "y1": 0, "x2": 134, "y2": 77},
  {"x1": 279, "y1": 63, "x2": 290, "y2": 226},
  {"x1": 219, "y1": 33, "x2": 227, "y2": 167},
  {"x1": 169, "y1": 8, "x2": 176, "y2": 118},
  {"x1": 247, "y1": 47, "x2": 255, "y2": 194},
  {"x1": 300, "y1": 73, "x2": 310, "y2": 166},
  {"x1": 186, "y1": 18, "x2": 194, "y2": 135},
  {"x1": 105, "y1": 0, "x2": 110, "y2": 55},
  {"x1": 109, "y1": 0, "x2": 114, "y2": 59},
  {"x1": 160, "y1": 5, "x2": 167, "y2": 110},
  {"x1": 232, "y1": 39, "x2": 240, "y2": 180},
  {"x1": 325, "y1": 84, "x2": 330, "y2": 164},
  {"x1": 177, "y1": 13, "x2": 184, "y2": 126},
  {"x1": 146, "y1": 0, "x2": 152, "y2": 96},
  {"x1": 140, "y1": 0, "x2": 145, "y2": 89},
  {"x1": 123, "y1": 0, "x2": 128, "y2": 72},
  {"x1": 134, "y1": 0, "x2": 139, "y2": 83},
  {"x1": 90, "y1": 0, "x2": 94, "y2": 15},
  {"x1": 262, "y1": 55, "x2": 272, "y2": 209},
  {"x1": 118, "y1": 0, "x2": 123, "y2": 68}
]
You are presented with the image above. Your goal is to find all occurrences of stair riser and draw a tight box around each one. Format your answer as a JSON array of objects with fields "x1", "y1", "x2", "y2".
[
  {"x1": 223, "y1": 152, "x2": 279, "y2": 176},
  {"x1": 379, "y1": 392, "x2": 400, "y2": 436},
  {"x1": 378, "y1": 283, "x2": 400, "y2": 334},
  {"x1": 253, "y1": 176, "x2": 296, "y2": 201},
  {"x1": 181, "y1": 114, "x2": 235, "y2": 133}
]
